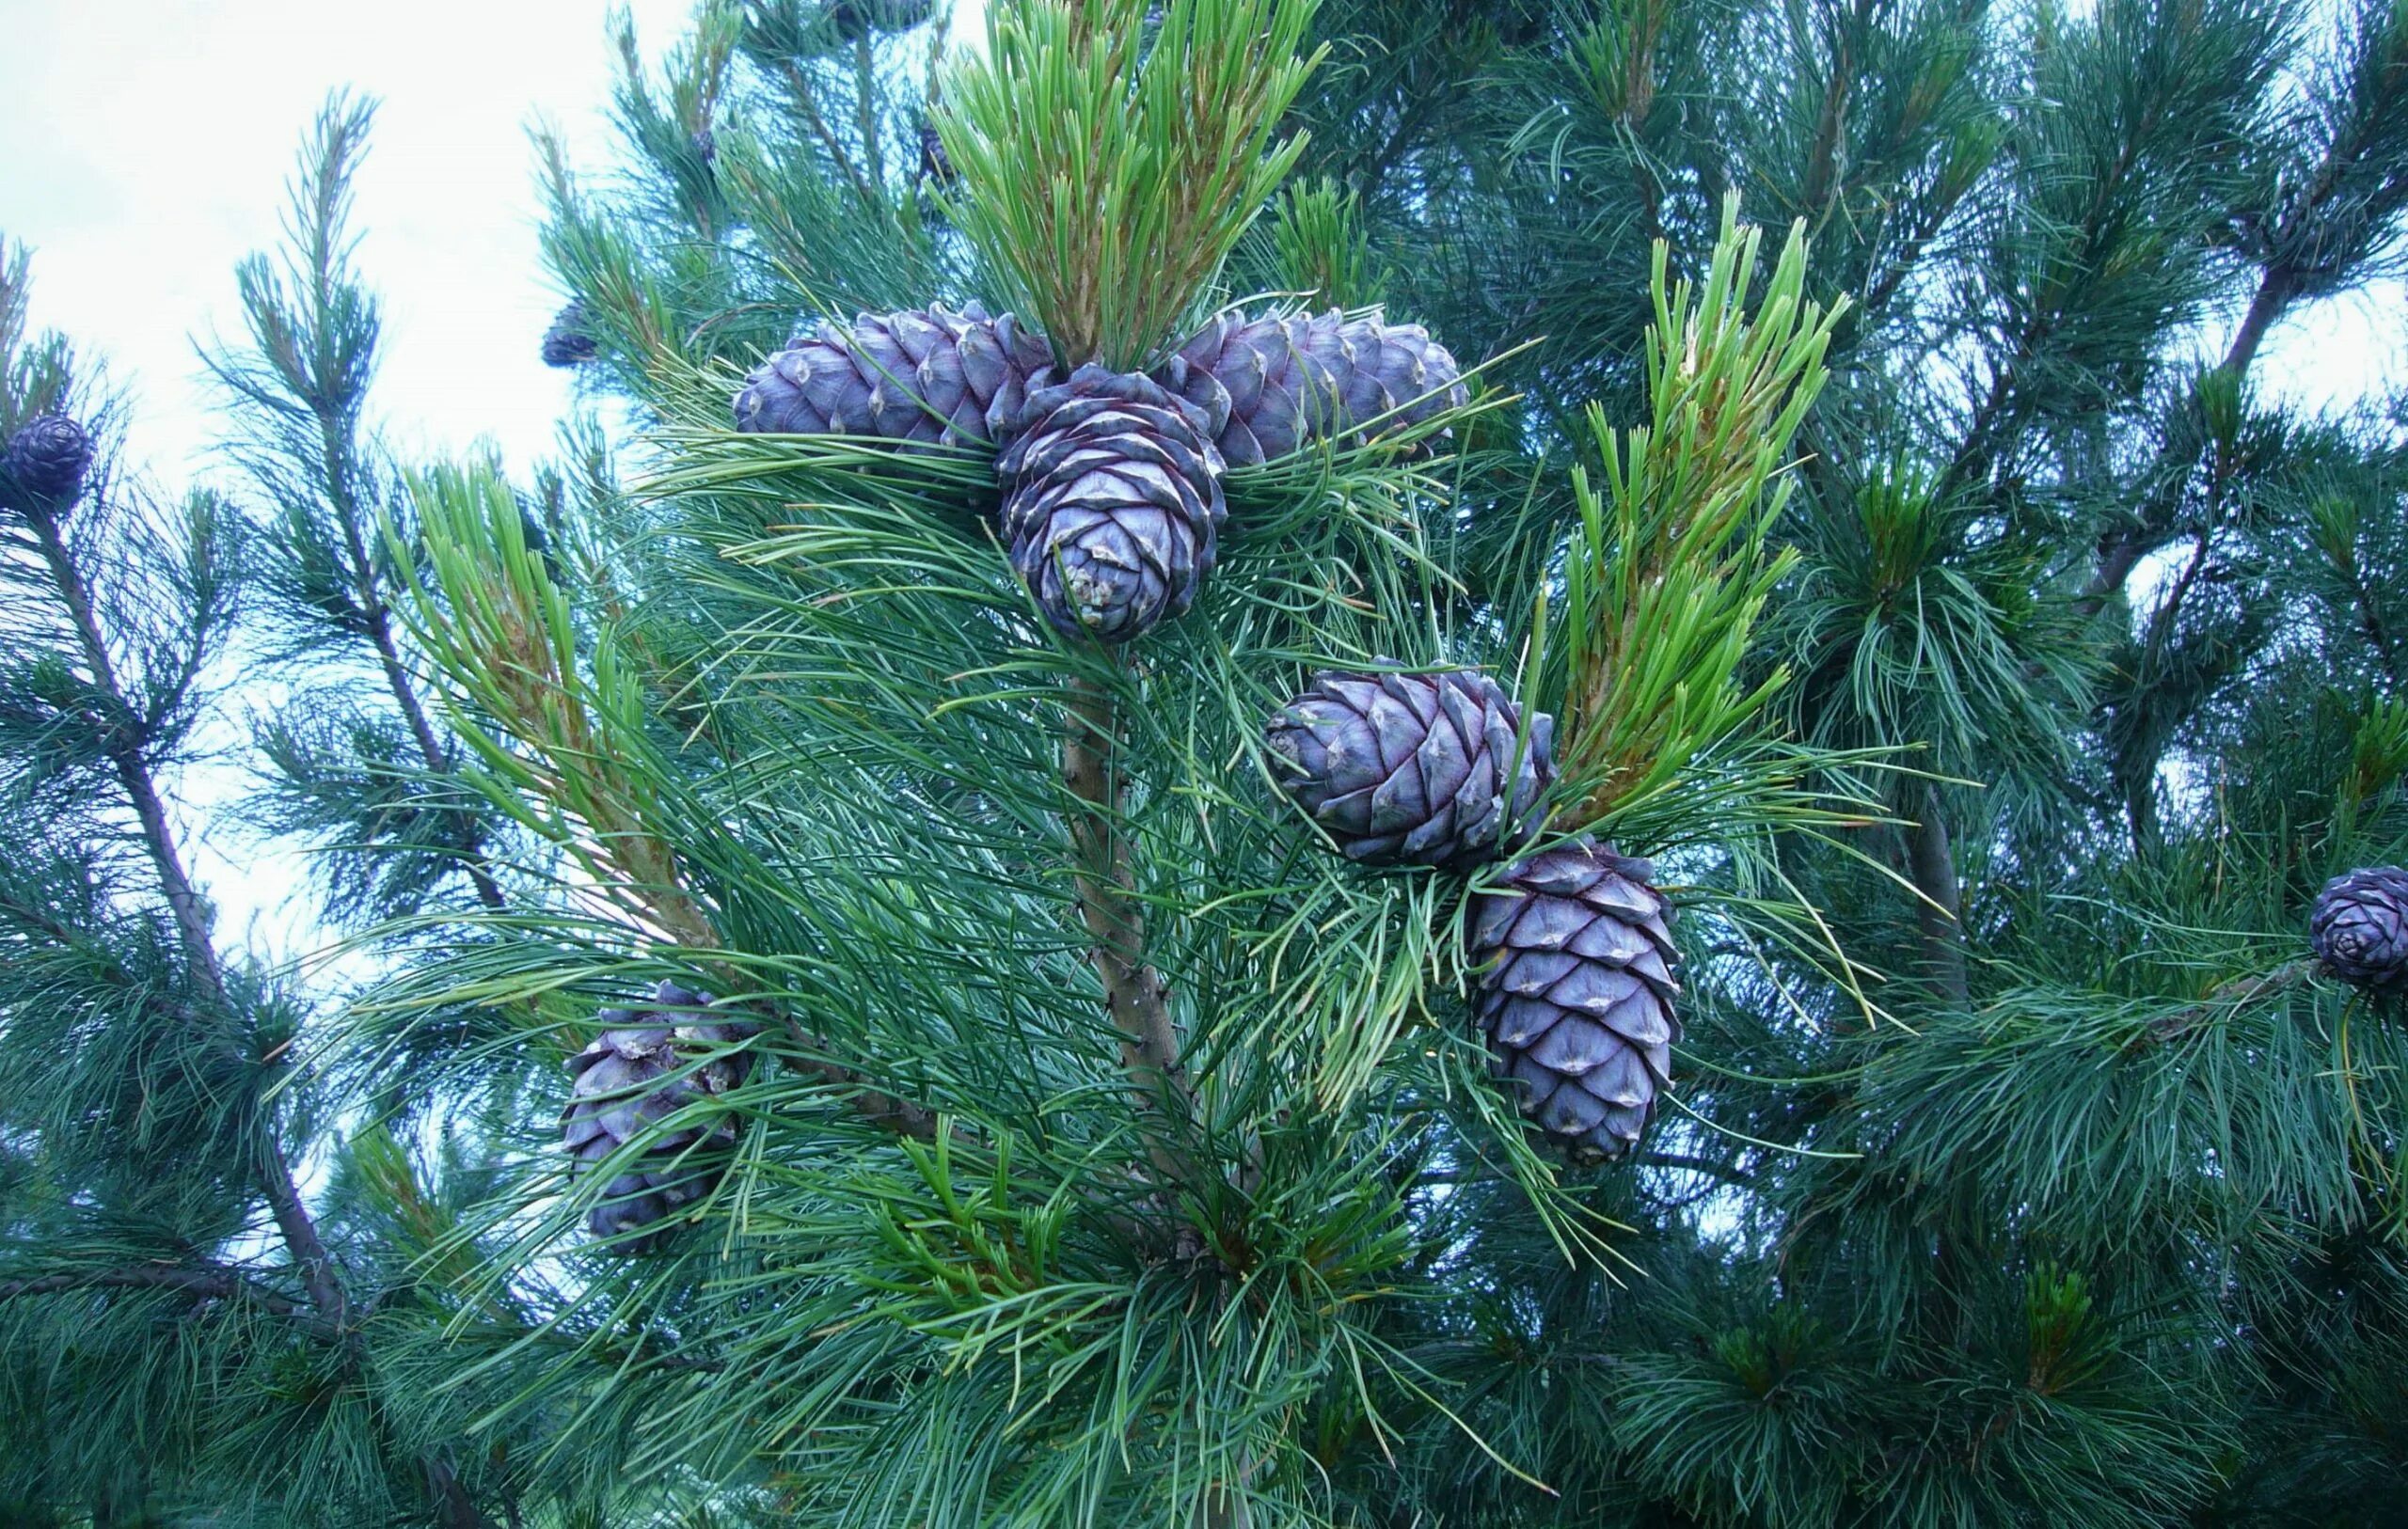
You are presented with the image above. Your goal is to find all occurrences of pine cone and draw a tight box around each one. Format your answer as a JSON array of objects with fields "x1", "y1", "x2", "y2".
[
  {"x1": 1470, "y1": 840, "x2": 1679, "y2": 1159},
  {"x1": 541, "y1": 301, "x2": 597, "y2": 368},
  {"x1": 561, "y1": 982, "x2": 752, "y2": 1253},
  {"x1": 916, "y1": 115, "x2": 953, "y2": 186},
  {"x1": 995, "y1": 364, "x2": 1227, "y2": 643},
  {"x1": 734, "y1": 302, "x2": 1054, "y2": 449},
  {"x1": 1266, "y1": 666, "x2": 1554, "y2": 872},
  {"x1": 1153, "y1": 308, "x2": 1468, "y2": 466},
  {"x1": 2311, "y1": 866, "x2": 2408, "y2": 994},
  {"x1": 1, "y1": 414, "x2": 93, "y2": 512},
  {"x1": 828, "y1": 0, "x2": 934, "y2": 38}
]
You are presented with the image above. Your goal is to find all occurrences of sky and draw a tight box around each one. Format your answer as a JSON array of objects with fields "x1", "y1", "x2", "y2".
[{"x1": 0, "y1": 0, "x2": 693, "y2": 483}]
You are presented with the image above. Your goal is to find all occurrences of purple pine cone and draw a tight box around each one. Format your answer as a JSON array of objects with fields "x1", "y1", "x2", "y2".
[
  {"x1": 1266, "y1": 665, "x2": 1554, "y2": 873},
  {"x1": 734, "y1": 301, "x2": 1054, "y2": 449},
  {"x1": 2311, "y1": 866, "x2": 2408, "y2": 994},
  {"x1": 561, "y1": 981, "x2": 752, "y2": 1253},
  {"x1": 1153, "y1": 307, "x2": 1467, "y2": 466},
  {"x1": 995, "y1": 364, "x2": 1227, "y2": 643},
  {"x1": 2, "y1": 414, "x2": 93, "y2": 512},
  {"x1": 1470, "y1": 840, "x2": 1680, "y2": 1160},
  {"x1": 541, "y1": 301, "x2": 597, "y2": 368}
]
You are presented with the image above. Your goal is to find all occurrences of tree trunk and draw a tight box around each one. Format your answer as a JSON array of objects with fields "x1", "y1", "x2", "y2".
[{"x1": 1907, "y1": 783, "x2": 1969, "y2": 1005}]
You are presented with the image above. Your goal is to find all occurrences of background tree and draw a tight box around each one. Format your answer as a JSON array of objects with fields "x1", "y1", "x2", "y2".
[{"x1": 0, "y1": 101, "x2": 593, "y2": 1526}]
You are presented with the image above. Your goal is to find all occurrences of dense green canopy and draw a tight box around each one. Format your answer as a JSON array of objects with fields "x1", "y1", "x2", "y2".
[{"x1": 2, "y1": 1, "x2": 2406, "y2": 1524}]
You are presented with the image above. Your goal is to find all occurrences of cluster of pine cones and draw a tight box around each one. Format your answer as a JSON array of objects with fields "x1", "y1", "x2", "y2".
[
  {"x1": 561, "y1": 273, "x2": 2408, "y2": 1245},
  {"x1": 1267, "y1": 668, "x2": 1679, "y2": 1159},
  {"x1": 732, "y1": 302, "x2": 1465, "y2": 642}
]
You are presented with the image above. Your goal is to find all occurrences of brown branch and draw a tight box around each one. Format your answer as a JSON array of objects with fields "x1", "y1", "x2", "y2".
[
  {"x1": 27, "y1": 503, "x2": 351, "y2": 1329},
  {"x1": 1906, "y1": 780, "x2": 1969, "y2": 1006},
  {"x1": 2332, "y1": 538, "x2": 2407, "y2": 689},
  {"x1": 0, "y1": 1264, "x2": 341, "y2": 1339},
  {"x1": 1062, "y1": 671, "x2": 1189, "y2": 1112},
  {"x1": 781, "y1": 57, "x2": 877, "y2": 208},
  {"x1": 2142, "y1": 960, "x2": 2315, "y2": 1048},
  {"x1": 1636, "y1": 1150, "x2": 1759, "y2": 1189},
  {"x1": 773, "y1": 1019, "x2": 943, "y2": 1141},
  {"x1": 310, "y1": 415, "x2": 509, "y2": 913}
]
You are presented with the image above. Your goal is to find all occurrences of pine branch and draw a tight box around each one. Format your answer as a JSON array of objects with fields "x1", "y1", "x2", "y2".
[
  {"x1": 22, "y1": 498, "x2": 351, "y2": 1329},
  {"x1": 207, "y1": 91, "x2": 509, "y2": 914},
  {"x1": 1906, "y1": 780, "x2": 1968, "y2": 1005},
  {"x1": 1062, "y1": 671, "x2": 1191, "y2": 1122},
  {"x1": 2140, "y1": 959, "x2": 2316, "y2": 1046},
  {"x1": 0, "y1": 1264, "x2": 341, "y2": 1338}
]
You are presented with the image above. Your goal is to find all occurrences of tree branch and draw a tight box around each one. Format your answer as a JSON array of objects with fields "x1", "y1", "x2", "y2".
[
  {"x1": 311, "y1": 415, "x2": 509, "y2": 913},
  {"x1": 0, "y1": 1264, "x2": 341, "y2": 1339},
  {"x1": 27, "y1": 502, "x2": 351, "y2": 1328},
  {"x1": 1636, "y1": 1150, "x2": 1758, "y2": 1189},
  {"x1": 1906, "y1": 780, "x2": 1968, "y2": 1005},
  {"x1": 2142, "y1": 960, "x2": 2315, "y2": 1047},
  {"x1": 1062, "y1": 670, "x2": 1189, "y2": 1114}
]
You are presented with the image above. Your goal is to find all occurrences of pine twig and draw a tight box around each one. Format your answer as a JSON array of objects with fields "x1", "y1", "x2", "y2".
[
  {"x1": 26, "y1": 501, "x2": 351, "y2": 1330},
  {"x1": 0, "y1": 1265, "x2": 343, "y2": 1340},
  {"x1": 1062, "y1": 670, "x2": 1193, "y2": 1124},
  {"x1": 2142, "y1": 960, "x2": 2316, "y2": 1047}
]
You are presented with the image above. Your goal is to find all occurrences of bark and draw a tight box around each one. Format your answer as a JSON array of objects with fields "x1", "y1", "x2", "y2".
[
  {"x1": 1062, "y1": 670, "x2": 1189, "y2": 1107},
  {"x1": 427, "y1": 1457, "x2": 499, "y2": 1529},
  {"x1": 0, "y1": 1265, "x2": 340, "y2": 1338},
  {"x1": 1907, "y1": 782, "x2": 1969, "y2": 1005}
]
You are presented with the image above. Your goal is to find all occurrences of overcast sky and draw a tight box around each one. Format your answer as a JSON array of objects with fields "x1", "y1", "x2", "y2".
[{"x1": 0, "y1": 0, "x2": 692, "y2": 482}]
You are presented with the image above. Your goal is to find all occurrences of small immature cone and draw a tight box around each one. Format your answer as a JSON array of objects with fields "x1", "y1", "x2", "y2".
[
  {"x1": 1470, "y1": 839, "x2": 1680, "y2": 1159},
  {"x1": 827, "y1": 0, "x2": 935, "y2": 38},
  {"x1": 1, "y1": 414, "x2": 94, "y2": 514},
  {"x1": 733, "y1": 302, "x2": 1054, "y2": 449},
  {"x1": 2310, "y1": 866, "x2": 2408, "y2": 995},
  {"x1": 1153, "y1": 308, "x2": 1468, "y2": 466},
  {"x1": 561, "y1": 981, "x2": 753, "y2": 1253},
  {"x1": 1265, "y1": 666, "x2": 1554, "y2": 872},
  {"x1": 541, "y1": 301, "x2": 597, "y2": 368},
  {"x1": 995, "y1": 365, "x2": 1227, "y2": 643}
]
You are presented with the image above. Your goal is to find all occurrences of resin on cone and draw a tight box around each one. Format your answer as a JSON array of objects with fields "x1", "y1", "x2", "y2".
[
  {"x1": 2311, "y1": 866, "x2": 2408, "y2": 994},
  {"x1": 1470, "y1": 839, "x2": 1679, "y2": 1159},
  {"x1": 561, "y1": 982, "x2": 752, "y2": 1253},
  {"x1": 1266, "y1": 666, "x2": 1554, "y2": 872},
  {"x1": 1, "y1": 414, "x2": 93, "y2": 512},
  {"x1": 1154, "y1": 308, "x2": 1468, "y2": 465},
  {"x1": 734, "y1": 302, "x2": 1054, "y2": 448},
  {"x1": 995, "y1": 365, "x2": 1226, "y2": 643}
]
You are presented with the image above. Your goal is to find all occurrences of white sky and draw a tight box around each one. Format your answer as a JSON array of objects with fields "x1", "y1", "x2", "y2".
[{"x1": 0, "y1": 0, "x2": 694, "y2": 482}]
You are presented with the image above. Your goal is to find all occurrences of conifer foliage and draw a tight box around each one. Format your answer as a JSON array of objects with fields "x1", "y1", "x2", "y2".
[{"x1": 2, "y1": 0, "x2": 2407, "y2": 1524}]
